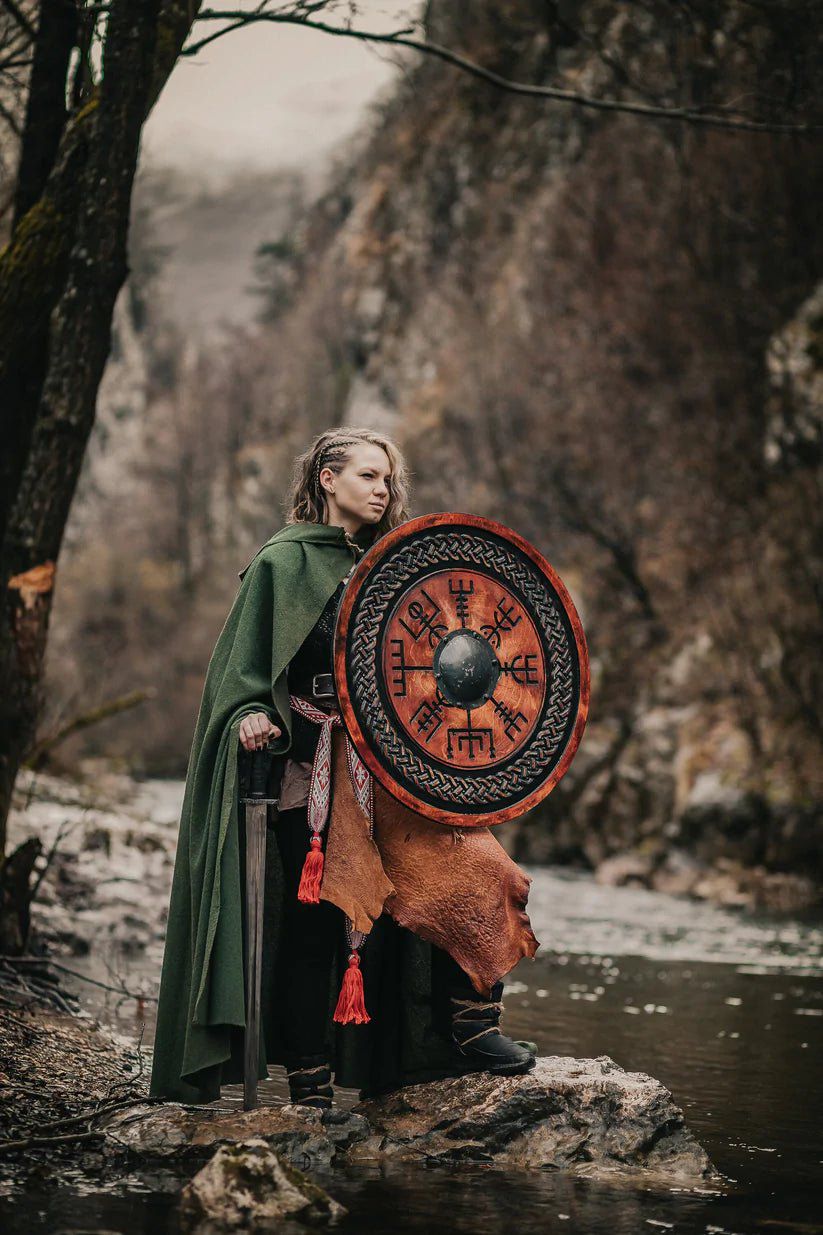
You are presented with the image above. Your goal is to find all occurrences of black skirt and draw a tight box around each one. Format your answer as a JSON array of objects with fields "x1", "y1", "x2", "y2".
[{"x1": 237, "y1": 799, "x2": 473, "y2": 1097}]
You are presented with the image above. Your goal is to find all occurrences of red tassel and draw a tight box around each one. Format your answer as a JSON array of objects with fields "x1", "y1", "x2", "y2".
[
  {"x1": 297, "y1": 835, "x2": 324, "y2": 904},
  {"x1": 333, "y1": 951, "x2": 370, "y2": 1024}
]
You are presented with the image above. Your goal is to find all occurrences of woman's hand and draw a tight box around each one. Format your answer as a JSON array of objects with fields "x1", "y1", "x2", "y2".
[{"x1": 239, "y1": 712, "x2": 282, "y2": 751}]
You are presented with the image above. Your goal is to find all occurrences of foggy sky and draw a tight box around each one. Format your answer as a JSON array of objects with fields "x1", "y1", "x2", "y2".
[{"x1": 143, "y1": 4, "x2": 421, "y2": 179}]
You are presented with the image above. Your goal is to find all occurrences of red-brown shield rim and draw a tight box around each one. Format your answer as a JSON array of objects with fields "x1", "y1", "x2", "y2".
[{"x1": 334, "y1": 511, "x2": 591, "y2": 827}]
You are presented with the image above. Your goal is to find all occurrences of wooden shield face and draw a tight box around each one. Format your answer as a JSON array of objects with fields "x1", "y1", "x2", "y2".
[{"x1": 335, "y1": 513, "x2": 590, "y2": 827}]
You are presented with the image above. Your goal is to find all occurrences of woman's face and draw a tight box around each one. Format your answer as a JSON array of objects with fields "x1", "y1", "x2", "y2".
[{"x1": 321, "y1": 443, "x2": 391, "y2": 528}]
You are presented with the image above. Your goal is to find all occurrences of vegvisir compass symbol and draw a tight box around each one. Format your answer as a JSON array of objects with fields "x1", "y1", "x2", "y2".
[
  {"x1": 381, "y1": 569, "x2": 546, "y2": 769},
  {"x1": 335, "y1": 512, "x2": 589, "y2": 827}
]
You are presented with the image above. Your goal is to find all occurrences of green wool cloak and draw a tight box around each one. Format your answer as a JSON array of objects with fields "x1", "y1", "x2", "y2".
[{"x1": 149, "y1": 520, "x2": 459, "y2": 1104}]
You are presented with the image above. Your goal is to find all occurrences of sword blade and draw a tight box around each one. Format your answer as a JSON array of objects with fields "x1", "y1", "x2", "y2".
[{"x1": 243, "y1": 801, "x2": 268, "y2": 1111}]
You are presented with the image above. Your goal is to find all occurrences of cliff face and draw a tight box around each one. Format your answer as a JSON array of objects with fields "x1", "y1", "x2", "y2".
[{"x1": 244, "y1": 0, "x2": 823, "y2": 899}]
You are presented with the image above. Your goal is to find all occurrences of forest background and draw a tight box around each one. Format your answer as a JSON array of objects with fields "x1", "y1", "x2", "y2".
[{"x1": 2, "y1": 0, "x2": 822, "y2": 914}]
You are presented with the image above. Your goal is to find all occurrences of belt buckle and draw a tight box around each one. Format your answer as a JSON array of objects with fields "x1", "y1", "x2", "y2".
[{"x1": 312, "y1": 673, "x2": 334, "y2": 700}]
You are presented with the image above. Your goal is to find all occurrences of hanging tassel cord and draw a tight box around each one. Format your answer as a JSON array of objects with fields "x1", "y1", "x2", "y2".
[
  {"x1": 289, "y1": 691, "x2": 375, "y2": 1026},
  {"x1": 297, "y1": 834, "x2": 324, "y2": 904},
  {"x1": 333, "y1": 951, "x2": 370, "y2": 1025},
  {"x1": 289, "y1": 690, "x2": 374, "y2": 911},
  {"x1": 289, "y1": 694, "x2": 342, "y2": 904}
]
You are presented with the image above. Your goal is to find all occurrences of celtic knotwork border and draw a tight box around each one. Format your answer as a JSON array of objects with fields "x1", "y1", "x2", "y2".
[{"x1": 347, "y1": 530, "x2": 578, "y2": 808}]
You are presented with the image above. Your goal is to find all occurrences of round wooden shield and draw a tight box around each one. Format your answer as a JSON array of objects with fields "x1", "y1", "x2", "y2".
[{"x1": 334, "y1": 513, "x2": 590, "y2": 827}]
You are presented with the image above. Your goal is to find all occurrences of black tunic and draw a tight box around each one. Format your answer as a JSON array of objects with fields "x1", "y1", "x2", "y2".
[
  {"x1": 259, "y1": 582, "x2": 471, "y2": 1095},
  {"x1": 286, "y1": 578, "x2": 345, "y2": 760}
]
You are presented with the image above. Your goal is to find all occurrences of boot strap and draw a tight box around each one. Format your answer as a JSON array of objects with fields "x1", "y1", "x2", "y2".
[
  {"x1": 286, "y1": 1060, "x2": 333, "y2": 1105},
  {"x1": 450, "y1": 997, "x2": 503, "y2": 1022},
  {"x1": 457, "y1": 1024, "x2": 501, "y2": 1046}
]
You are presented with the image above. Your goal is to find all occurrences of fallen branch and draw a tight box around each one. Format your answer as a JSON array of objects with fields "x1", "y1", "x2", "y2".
[
  {"x1": 1, "y1": 954, "x2": 158, "y2": 1002},
  {"x1": 0, "y1": 1092, "x2": 163, "y2": 1154},
  {"x1": 0, "y1": 958, "x2": 79, "y2": 1014},
  {"x1": 25, "y1": 688, "x2": 157, "y2": 770},
  {"x1": 0, "y1": 1129, "x2": 105, "y2": 1154},
  {"x1": 0, "y1": 1007, "x2": 47, "y2": 1032}
]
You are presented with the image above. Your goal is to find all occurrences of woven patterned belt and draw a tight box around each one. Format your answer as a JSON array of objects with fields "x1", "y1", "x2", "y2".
[{"x1": 287, "y1": 689, "x2": 373, "y2": 1026}]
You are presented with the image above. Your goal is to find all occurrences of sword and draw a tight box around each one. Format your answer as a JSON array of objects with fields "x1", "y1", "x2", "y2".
[{"x1": 239, "y1": 738, "x2": 279, "y2": 1111}]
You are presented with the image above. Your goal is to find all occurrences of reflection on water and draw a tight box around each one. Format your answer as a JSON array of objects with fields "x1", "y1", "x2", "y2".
[{"x1": 3, "y1": 866, "x2": 821, "y2": 1235}]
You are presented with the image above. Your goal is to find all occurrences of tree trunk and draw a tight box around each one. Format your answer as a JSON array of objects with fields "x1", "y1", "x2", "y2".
[
  {"x1": 0, "y1": 0, "x2": 203, "y2": 856},
  {"x1": 12, "y1": 0, "x2": 77, "y2": 229},
  {"x1": 0, "y1": 0, "x2": 161, "y2": 852}
]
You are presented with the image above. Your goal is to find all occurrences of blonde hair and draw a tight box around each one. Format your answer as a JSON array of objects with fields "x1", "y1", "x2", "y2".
[{"x1": 286, "y1": 426, "x2": 411, "y2": 533}]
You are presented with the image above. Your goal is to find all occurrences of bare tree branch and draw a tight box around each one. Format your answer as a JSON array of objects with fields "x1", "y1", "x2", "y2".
[
  {"x1": 0, "y1": 96, "x2": 22, "y2": 136},
  {"x1": 0, "y1": 0, "x2": 35, "y2": 42},
  {"x1": 185, "y1": 9, "x2": 822, "y2": 134},
  {"x1": 24, "y1": 687, "x2": 157, "y2": 770}
]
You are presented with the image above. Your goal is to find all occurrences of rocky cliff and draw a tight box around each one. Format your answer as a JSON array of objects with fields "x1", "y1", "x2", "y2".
[
  {"x1": 225, "y1": 1, "x2": 822, "y2": 901},
  {"x1": 48, "y1": 1, "x2": 823, "y2": 903}
]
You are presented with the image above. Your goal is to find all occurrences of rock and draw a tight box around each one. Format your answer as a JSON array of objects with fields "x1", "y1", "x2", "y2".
[
  {"x1": 352, "y1": 1057, "x2": 716, "y2": 1182},
  {"x1": 178, "y1": 1139, "x2": 346, "y2": 1232},
  {"x1": 648, "y1": 848, "x2": 704, "y2": 897},
  {"x1": 691, "y1": 859, "x2": 821, "y2": 912},
  {"x1": 101, "y1": 1102, "x2": 370, "y2": 1171},
  {"x1": 595, "y1": 850, "x2": 656, "y2": 889},
  {"x1": 102, "y1": 1056, "x2": 717, "y2": 1185}
]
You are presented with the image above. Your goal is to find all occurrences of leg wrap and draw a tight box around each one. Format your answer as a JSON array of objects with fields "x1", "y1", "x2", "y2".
[{"x1": 285, "y1": 1055, "x2": 334, "y2": 1110}]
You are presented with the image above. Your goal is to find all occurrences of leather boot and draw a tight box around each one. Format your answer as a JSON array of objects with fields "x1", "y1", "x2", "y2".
[
  {"x1": 450, "y1": 981, "x2": 536, "y2": 1076},
  {"x1": 285, "y1": 1053, "x2": 334, "y2": 1111}
]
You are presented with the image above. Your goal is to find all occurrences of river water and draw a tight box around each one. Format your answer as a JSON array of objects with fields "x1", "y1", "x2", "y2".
[{"x1": 4, "y1": 864, "x2": 822, "y2": 1235}]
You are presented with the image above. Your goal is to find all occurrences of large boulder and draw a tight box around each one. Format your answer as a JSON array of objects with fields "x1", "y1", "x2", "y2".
[
  {"x1": 351, "y1": 1056, "x2": 714, "y2": 1181},
  {"x1": 102, "y1": 1055, "x2": 717, "y2": 1186}
]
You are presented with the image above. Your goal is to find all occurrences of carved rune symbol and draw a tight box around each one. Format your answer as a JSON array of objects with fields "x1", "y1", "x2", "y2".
[
  {"x1": 448, "y1": 577, "x2": 475, "y2": 627},
  {"x1": 447, "y1": 723, "x2": 496, "y2": 761},
  {"x1": 480, "y1": 597, "x2": 522, "y2": 649},
  {"x1": 380, "y1": 568, "x2": 547, "y2": 771},
  {"x1": 398, "y1": 587, "x2": 449, "y2": 648},
  {"x1": 388, "y1": 638, "x2": 433, "y2": 698},
  {"x1": 490, "y1": 698, "x2": 529, "y2": 742},
  {"x1": 411, "y1": 695, "x2": 445, "y2": 741},
  {"x1": 500, "y1": 653, "x2": 540, "y2": 685}
]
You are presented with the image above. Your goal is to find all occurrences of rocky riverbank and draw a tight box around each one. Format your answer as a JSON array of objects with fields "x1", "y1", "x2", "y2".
[
  {"x1": 6, "y1": 766, "x2": 182, "y2": 965},
  {"x1": 0, "y1": 990, "x2": 717, "y2": 1198},
  {"x1": 0, "y1": 993, "x2": 149, "y2": 1167},
  {"x1": 100, "y1": 1054, "x2": 715, "y2": 1184}
]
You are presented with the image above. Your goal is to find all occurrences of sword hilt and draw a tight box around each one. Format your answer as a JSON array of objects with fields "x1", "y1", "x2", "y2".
[{"x1": 239, "y1": 739, "x2": 279, "y2": 805}]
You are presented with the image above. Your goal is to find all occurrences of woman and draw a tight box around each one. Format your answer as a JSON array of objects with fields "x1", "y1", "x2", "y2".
[{"x1": 149, "y1": 427, "x2": 537, "y2": 1108}]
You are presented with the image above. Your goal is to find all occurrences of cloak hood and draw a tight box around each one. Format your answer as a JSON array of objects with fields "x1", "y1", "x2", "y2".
[{"x1": 239, "y1": 519, "x2": 377, "y2": 580}]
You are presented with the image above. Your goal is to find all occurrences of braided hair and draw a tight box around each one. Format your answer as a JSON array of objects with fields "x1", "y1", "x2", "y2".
[
  {"x1": 285, "y1": 426, "x2": 411, "y2": 533},
  {"x1": 311, "y1": 449, "x2": 327, "y2": 496}
]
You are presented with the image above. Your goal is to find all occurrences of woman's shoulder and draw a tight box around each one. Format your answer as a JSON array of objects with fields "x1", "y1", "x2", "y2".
[
  {"x1": 238, "y1": 522, "x2": 348, "y2": 580},
  {"x1": 237, "y1": 529, "x2": 304, "y2": 582}
]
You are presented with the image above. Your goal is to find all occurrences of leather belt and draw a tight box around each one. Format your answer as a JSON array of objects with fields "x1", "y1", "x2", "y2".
[{"x1": 309, "y1": 672, "x2": 336, "y2": 702}]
